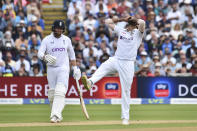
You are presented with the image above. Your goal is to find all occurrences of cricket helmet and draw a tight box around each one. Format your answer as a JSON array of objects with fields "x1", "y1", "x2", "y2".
[{"x1": 52, "y1": 20, "x2": 65, "y2": 32}]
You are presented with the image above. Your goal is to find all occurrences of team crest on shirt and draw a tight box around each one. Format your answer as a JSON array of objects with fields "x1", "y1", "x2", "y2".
[{"x1": 50, "y1": 41, "x2": 54, "y2": 44}]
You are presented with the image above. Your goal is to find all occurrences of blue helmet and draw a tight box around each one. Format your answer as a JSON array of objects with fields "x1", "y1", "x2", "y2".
[{"x1": 52, "y1": 20, "x2": 65, "y2": 32}]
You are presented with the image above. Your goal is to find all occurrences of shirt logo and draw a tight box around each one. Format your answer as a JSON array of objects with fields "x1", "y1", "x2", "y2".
[
  {"x1": 120, "y1": 36, "x2": 133, "y2": 40},
  {"x1": 52, "y1": 48, "x2": 65, "y2": 52}
]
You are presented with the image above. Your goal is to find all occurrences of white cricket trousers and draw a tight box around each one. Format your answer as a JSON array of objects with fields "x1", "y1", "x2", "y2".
[
  {"x1": 89, "y1": 57, "x2": 134, "y2": 120},
  {"x1": 47, "y1": 66, "x2": 69, "y2": 89},
  {"x1": 47, "y1": 66, "x2": 69, "y2": 118}
]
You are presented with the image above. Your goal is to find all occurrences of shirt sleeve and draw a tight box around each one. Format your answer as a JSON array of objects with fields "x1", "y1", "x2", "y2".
[
  {"x1": 114, "y1": 25, "x2": 123, "y2": 35},
  {"x1": 67, "y1": 38, "x2": 76, "y2": 60},
  {"x1": 38, "y1": 37, "x2": 47, "y2": 60},
  {"x1": 135, "y1": 29, "x2": 143, "y2": 48}
]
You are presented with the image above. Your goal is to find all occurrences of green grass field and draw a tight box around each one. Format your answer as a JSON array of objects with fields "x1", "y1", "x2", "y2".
[{"x1": 0, "y1": 104, "x2": 197, "y2": 131}]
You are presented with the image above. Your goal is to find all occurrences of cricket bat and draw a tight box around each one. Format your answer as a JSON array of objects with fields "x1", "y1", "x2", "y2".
[{"x1": 76, "y1": 79, "x2": 90, "y2": 120}]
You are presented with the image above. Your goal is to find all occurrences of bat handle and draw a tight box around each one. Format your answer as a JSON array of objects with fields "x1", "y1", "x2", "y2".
[{"x1": 76, "y1": 79, "x2": 82, "y2": 96}]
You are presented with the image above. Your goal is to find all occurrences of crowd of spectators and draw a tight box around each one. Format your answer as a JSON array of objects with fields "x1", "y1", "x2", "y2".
[
  {"x1": 66, "y1": 0, "x2": 197, "y2": 77},
  {"x1": 0, "y1": 0, "x2": 44, "y2": 77},
  {"x1": 0, "y1": 0, "x2": 197, "y2": 77}
]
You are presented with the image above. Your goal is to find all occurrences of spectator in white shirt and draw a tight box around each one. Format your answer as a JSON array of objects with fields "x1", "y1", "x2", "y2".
[
  {"x1": 167, "y1": 3, "x2": 181, "y2": 26},
  {"x1": 15, "y1": 54, "x2": 30, "y2": 73}
]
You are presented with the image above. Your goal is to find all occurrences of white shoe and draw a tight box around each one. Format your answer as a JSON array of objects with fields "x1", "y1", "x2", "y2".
[
  {"x1": 122, "y1": 119, "x2": 129, "y2": 125},
  {"x1": 50, "y1": 116, "x2": 62, "y2": 123}
]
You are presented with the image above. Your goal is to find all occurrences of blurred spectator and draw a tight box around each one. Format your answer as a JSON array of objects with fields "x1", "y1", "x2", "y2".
[
  {"x1": 3, "y1": 30, "x2": 15, "y2": 47},
  {"x1": 15, "y1": 33, "x2": 28, "y2": 50},
  {"x1": 30, "y1": 53, "x2": 43, "y2": 73},
  {"x1": 136, "y1": 64, "x2": 154, "y2": 77},
  {"x1": 5, "y1": 51, "x2": 16, "y2": 70},
  {"x1": 94, "y1": 0, "x2": 108, "y2": 15},
  {"x1": 181, "y1": 37, "x2": 192, "y2": 53},
  {"x1": 136, "y1": 51, "x2": 152, "y2": 71},
  {"x1": 190, "y1": 60, "x2": 197, "y2": 76},
  {"x1": 3, "y1": 3, "x2": 16, "y2": 19},
  {"x1": 0, "y1": 10, "x2": 7, "y2": 31},
  {"x1": 0, "y1": 56, "x2": 5, "y2": 74},
  {"x1": 180, "y1": 0, "x2": 194, "y2": 17},
  {"x1": 26, "y1": 1, "x2": 40, "y2": 21},
  {"x1": 154, "y1": 62, "x2": 166, "y2": 76},
  {"x1": 1, "y1": 62, "x2": 15, "y2": 77},
  {"x1": 67, "y1": 0, "x2": 82, "y2": 20},
  {"x1": 86, "y1": 57, "x2": 97, "y2": 76},
  {"x1": 28, "y1": 33, "x2": 41, "y2": 51},
  {"x1": 161, "y1": 37, "x2": 173, "y2": 55},
  {"x1": 69, "y1": 15, "x2": 83, "y2": 35},
  {"x1": 28, "y1": 24, "x2": 42, "y2": 41},
  {"x1": 82, "y1": 40, "x2": 98, "y2": 65},
  {"x1": 76, "y1": 58, "x2": 86, "y2": 73},
  {"x1": 175, "y1": 55, "x2": 192, "y2": 72},
  {"x1": 83, "y1": 13, "x2": 96, "y2": 32},
  {"x1": 2, "y1": 0, "x2": 14, "y2": 11},
  {"x1": 29, "y1": 63, "x2": 43, "y2": 76},
  {"x1": 166, "y1": 3, "x2": 181, "y2": 27},
  {"x1": 28, "y1": 16, "x2": 43, "y2": 37},
  {"x1": 15, "y1": 63, "x2": 29, "y2": 76},
  {"x1": 97, "y1": 40, "x2": 110, "y2": 59},
  {"x1": 186, "y1": 40, "x2": 196, "y2": 58},
  {"x1": 99, "y1": 52, "x2": 110, "y2": 64},
  {"x1": 4, "y1": 10, "x2": 15, "y2": 26},
  {"x1": 170, "y1": 23, "x2": 183, "y2": 40},
  {"x1": 107, "y1": 0, "x2": 117, "y2": 12},
  {"x1": 154, "y1": 0, "x2": 168, "y2": 16},
  {"x1": 14, "y1": 0, "x2": 27, "y2": 13},
  {"x1": 15, "y1": 11, "x2": 28, "y2": 26},
  {"x1": 15, "y1": 53, "x2": 30, "y2": 73},
  {"x1": 96, "y1": 31, "x2": 109, "y2": 46},
  {"x1": 161, "y1": 52, "x2": 176, "y2": 66},
  {"x1": 116, "y1": 0, "x2": 129, "y2": 16}
]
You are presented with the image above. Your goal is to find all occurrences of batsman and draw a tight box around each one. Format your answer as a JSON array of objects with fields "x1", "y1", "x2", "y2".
[
  {"x1": 81, "y1": 16, "x2": 145, "y2": 125},
  {"x1": 38, "y1": 20, "x2": 81, "y2": 123}
]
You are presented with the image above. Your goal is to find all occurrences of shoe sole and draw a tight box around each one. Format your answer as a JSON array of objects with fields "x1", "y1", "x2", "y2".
[
  {"x1": 50, "y1": 120, "x2": 61, "y2": 123},
  {"x1": 50, "y1": 120, "x2": 57, "y2": 123},
  {"x1": 81, "y1": 76, "x2": 90, "y2": 90}
]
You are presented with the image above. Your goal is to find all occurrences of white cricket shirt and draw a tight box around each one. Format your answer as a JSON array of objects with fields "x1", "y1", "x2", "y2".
[
  {"x1": 38, "y1": 33, "x2": 76, "y2": 67},
  {"x1": 114, "y1": 25, "x2": 143, "y2": 61}
]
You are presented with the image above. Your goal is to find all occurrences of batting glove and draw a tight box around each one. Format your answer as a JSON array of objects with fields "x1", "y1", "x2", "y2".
[
  {"x1": 73, "y1": 66, "x2": 81, "y2": 80},
  {"x1": 44, "y1": 54, "x2": 56, "y2": 65}
]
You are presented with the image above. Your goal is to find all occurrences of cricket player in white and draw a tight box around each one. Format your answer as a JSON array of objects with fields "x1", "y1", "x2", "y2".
[
  {"x1": 81, "y1": 16, "x2": 145, "y2": 125},
  {"x1": 38, "y1": 20, "x2": 81, "y2": 123}
]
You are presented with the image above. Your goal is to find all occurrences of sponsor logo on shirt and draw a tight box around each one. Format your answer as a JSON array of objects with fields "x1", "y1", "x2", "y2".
[
  {"x1": 52, "y1": 48, "x2": 65, "y2": 52},
  {"x1": 120, "y1": 36, "x2": 133, "y2": 40}
]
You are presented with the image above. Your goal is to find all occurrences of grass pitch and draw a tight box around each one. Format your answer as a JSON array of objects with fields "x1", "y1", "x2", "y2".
[{"x1": 0, "y1": 104, "x2": 197, "y2": 131}]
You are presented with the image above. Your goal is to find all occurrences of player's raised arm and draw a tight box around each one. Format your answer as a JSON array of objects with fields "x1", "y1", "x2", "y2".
[
  {"x1": 105, "y1": 16, "x2": 132, "y2": 30},
  {"x1": 137, "y1": 19, "x2": 145, "y2": 33},
  {"x1": 105, "y1": 18, "x2": 115, "y2": 30}
]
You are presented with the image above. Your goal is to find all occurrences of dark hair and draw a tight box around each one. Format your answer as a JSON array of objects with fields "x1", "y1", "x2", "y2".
[{"x1": 127, "y1": 18, "x2": 138, "y2": 28}]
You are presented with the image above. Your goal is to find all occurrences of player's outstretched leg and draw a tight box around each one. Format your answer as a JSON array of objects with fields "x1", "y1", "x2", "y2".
[{"x1": 81, "y1": 75, "x2": 92, "y2": 90}]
